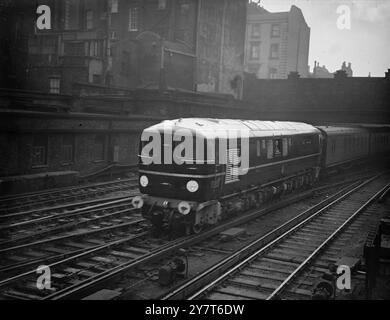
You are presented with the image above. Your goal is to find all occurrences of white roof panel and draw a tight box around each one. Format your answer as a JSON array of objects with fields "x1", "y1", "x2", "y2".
[{"x1": 144, "y1": 118, "x2": 319, "y2": 139}]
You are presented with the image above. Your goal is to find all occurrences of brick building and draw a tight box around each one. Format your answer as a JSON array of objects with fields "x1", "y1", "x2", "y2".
[
  {"x1": 1, "y1": 70, "x2": 389, "y2": 194},
  {"x1": 0, "y1": 0, "x2": 35, "y2": 89},
  {"x1": 244, "y1": 4, "x2": 310, "y2": 79},
  {"x1": 0, "y1": 86, "x2": 257, "y2": 194},
  {"x1": 22, "y1": 0, "x2": 247, "y2": 99}
]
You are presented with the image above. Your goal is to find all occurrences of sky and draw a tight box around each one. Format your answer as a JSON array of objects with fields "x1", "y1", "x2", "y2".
[{"x1": 260, "y1": 0, "x2": 390, "y2": 77}]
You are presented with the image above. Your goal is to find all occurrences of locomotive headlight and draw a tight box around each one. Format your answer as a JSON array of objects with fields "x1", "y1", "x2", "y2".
[
  {"x1": 186, "y1": 180, "x2": 199, "y2": 193},
  {"x1": 131, "y1": 196, "x2": 144, "y2": 209},
  {"x1": 178, "y1": 201, "x2": 191, "y2": 215},
  {"x1": 140, "y1": 175, "x2": 149, "y2": 187}
]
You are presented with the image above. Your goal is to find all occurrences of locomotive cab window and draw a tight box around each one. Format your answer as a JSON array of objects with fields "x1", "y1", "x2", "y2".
[{"x1": 274, "y1": 139, "x2": 282, "y2": 157}]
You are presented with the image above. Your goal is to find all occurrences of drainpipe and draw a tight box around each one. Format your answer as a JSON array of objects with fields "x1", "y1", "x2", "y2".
[
  {"x1": 194, "y1": 0, "x2": 202, "y2": 92},
  {"x1": 159, "y1": 38, "x2": 166, "y2": 91},
  {"x1": 218, "y1": 0, "x2": 227, "y2": 93},
  {"x1": 295, "y1": 25, "x2": 301, "y2": 73}
]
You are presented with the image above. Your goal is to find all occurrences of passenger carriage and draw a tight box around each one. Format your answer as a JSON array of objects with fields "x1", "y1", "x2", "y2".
[{"x1": 316, "y1": 126, "x2": 370, "y2": 170}]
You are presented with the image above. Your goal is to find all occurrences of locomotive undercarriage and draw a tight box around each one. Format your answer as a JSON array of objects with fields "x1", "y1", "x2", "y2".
[{"x1": 139, "y1": 169, "x2": 318, "y2": 238}]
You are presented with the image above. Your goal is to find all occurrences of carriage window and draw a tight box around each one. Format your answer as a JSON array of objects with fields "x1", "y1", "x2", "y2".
[
  {"x1": 274, "y1": 139, "x2": 282, "y2": 157},
  {"x1": 256, "y1": 140, "x2": 261, "y2": 157},
  {"x1": 266, "y1": 140, "x2": 273, "y2": 159},
  {"x1": 262, "y1": 140, "x2": 266, "y2": 149},
  {"x1": 288, "y1": 138, "x2": 292, "y2": 147}
]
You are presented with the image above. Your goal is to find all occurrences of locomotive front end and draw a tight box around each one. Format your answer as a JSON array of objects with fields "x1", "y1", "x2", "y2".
[{"x1": 134, "y1": 119, "x2": 224, "y2": 235}]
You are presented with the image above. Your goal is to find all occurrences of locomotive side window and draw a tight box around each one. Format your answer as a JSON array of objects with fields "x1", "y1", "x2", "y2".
[
  {"x1": 331, "y1": 139, "x2": 336, "y2": 154},
  {"x1": 266, "y1": 139, "x2": 273, "y2": 159},
  {"x1": 274, "y1": 139, "x2": 282, "y2": 157},
  {"x1": 256, "y1": 140, "x2": 261, "y2": 157},
  {"x1": 303, "y1": 136, "x2": 312, "y2": 145},
  {"x1": 282, "y1": 138, "x2": 288, "y2": 156}
]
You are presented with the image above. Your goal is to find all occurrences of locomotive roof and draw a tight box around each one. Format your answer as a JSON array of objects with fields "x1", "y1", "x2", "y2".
[
  {"x1": 317, "y1": 126, "x2": 369, "y2": 136},
  {"x1": 144, "y1": 118, "x2": 320, "y2": 138}
]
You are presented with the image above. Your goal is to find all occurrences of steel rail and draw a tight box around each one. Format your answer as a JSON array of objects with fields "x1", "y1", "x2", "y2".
[
  {"x1": 162, "y1": 180, "x2": 362, "y2": 300},
  {"x1": 0, "y1": 175, "x2": 376, "y2": 299},
  {"x1": 187, "y1": 173, "x2": 385, "y2": 300},
  {"x1": 266, "y1": 181, "x2": 390, "y2": 300},
  {"x1": 0, "y1": 196, "x2": 135, "y2": 228},
  {"x1": 0, "y1": 178, "x2": 136, "y2": 203},
  {"x1": 0, "y1": 206, "x2": 139, "y2": 249},
  {"x1": 0, "y1": 231, "x2": 149, "y2": 289},
  {"x1": 41, "y1": 178, "x2": 368, "y2": 300},
  {"x1": 0, "y1": 217, "x2": 146, "y2": 255},
  {"x1": 0, "y1": 180, "x2": 138, "y2": 214}
]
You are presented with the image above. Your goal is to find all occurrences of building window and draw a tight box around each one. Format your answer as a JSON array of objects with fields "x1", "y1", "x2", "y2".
[
  {"x1": 49, "y1": 78, "x2": 61, "y2": 94},
  {"x1": 92, "y1": 74, "x2": 101, "y2": 84},
  {"x1": 86, "y1": 10, "x2": 93, "y2": 30},
  {"x1": 64, "y1": 0, "x2": 80, "y2": 30},
  {"x1": 269, "y1": 67, "x2": 278, "y2": 79},
  {"x1": 271, "y1": 24, "x2": 280, "y2": 38},
  {"x1": 111, "y1": 0, "x2": 119, "y2": 13},
  {"x1": 251, "y1": 23, "x2": 261, "y2": 38},
  {"x1": 64, "y1": 41, "x2": 84, "y2": 56},
  {"x1": 128, "y1": 7, "x2": 139, "y2": 31},
  {"x1": 249, "y1": 42, "x2": 260, "y2": 60},
  {"x1": 270, "y1": 43, "x2": 279, "y2": 59},
  {"x1": 88, "y1": 41, "x2": 99, "y2": 57},
  {"x1": 94, "y1": 134, "x2": 106, "y2": 161},
  {"x1": 32, "y1": 135, "x2": 48, "y2": 167},
  {"x1": 158, "y1": 0, "x2": 167, "y2": 10},
  {"x1": 62, "y1": 135, "x2": 75, "y2": 164},
  {"x1": 121, "y1": 50, "x2": 131, "y2": 76}
]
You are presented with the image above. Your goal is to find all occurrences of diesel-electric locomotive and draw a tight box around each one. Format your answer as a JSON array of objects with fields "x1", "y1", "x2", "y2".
[
  {"x1": 133, "y1": 118, "x2": 324, "y2": 235},
  {"x1": 132, "y1": 119, "x2": 390, "y2": 235}
]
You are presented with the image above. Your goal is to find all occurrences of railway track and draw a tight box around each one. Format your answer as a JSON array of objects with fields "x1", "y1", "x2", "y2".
[
  {"x1": 0, "y1": 173, "x2": 384, "y2": 300},
  {"x1": 0, "y1": 182, "x2": 332, "y2": 300},
  {"x1": 0, "y1": 206, "x2": 148, "y2": 277},
  {"x1": 0, "y1": 178, "x2": 138, "y2": 215},
  {"x1": 0, "y1": 198, "x2": 137, "y2": 244},
  {"x1": 182, "y1": 174, "x2": 389, "y2": 300},
  {"x1": 0, "y1": 188, "x2": 139, "y2": 226}
]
